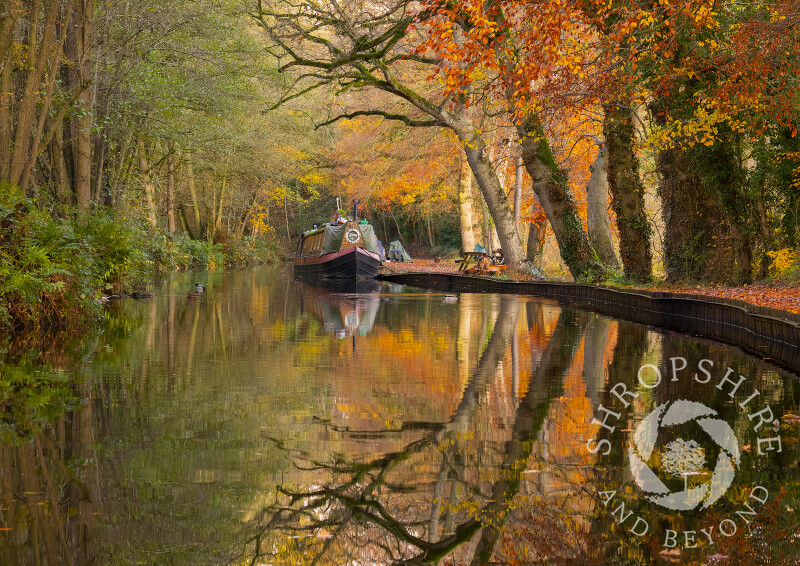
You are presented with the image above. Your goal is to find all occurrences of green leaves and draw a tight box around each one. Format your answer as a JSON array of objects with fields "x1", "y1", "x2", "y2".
[{"x1": 0, "y1": 364, "x2": 79, "y2": 444}]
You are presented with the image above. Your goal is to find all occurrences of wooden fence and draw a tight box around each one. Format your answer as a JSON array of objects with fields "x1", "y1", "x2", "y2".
[{"x1": 378, "y1": 273, "x2": 800, "y2": 376}]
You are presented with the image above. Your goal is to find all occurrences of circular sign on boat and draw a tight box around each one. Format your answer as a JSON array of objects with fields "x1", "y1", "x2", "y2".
[{"x1": 345, "y1": 229, "x2": 360, "y2": 243}]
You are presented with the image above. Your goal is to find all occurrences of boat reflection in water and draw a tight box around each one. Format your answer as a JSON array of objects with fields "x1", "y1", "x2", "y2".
[{"x1": 296, "y1": 278, "x2": 382, "y2": 340}]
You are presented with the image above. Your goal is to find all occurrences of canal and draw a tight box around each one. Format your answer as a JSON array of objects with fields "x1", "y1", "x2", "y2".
[{"x1": 1, "y1": 266, "x2": 798, "y2": 565}]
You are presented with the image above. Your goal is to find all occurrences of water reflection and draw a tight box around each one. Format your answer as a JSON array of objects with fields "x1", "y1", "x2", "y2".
[
  {"x1": 0, "y1": 266, "x2": 797, "y2": 565},
  {"x1": 297, "y1": 281, "x2": 381, "y2": 339}
]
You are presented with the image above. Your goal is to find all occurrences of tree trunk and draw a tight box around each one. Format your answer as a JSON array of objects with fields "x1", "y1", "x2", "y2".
[
  {"x1": 108, "y1": 129, "x2": 132, "y2": 207},
  {"x1": 458, "y1": 155, "x2": 476, "y2": 252},
  {"x1": 0, "y1": 7, "x2": 16, "y2": 78},
  {"x1": 756, "y1": 191, "x2": 773, "y2": 279},
  {"x1": 706, "y1": 129, "x2": 752, "y2": 284},
  {"x1": 187, "y1": 155, "x2": 201, "y2": 238},
  {"x1": 481, "y1": 195, "x2": 492, "y2": 255},
  {"x1": 137, "y1": 140, "x2": 158, "y2": 228},
  {"x1": 0, "y1": 47, "x2": 14, "y2": 181},
  {"x1": 652, "y1": 98, "x2": 742, "y2": 283},
  {"x1": 516, "y1": 114, "x2": 603, "y2": 281},
  {"x1": 655, "y1": 142, "x2": 726, "y2": 282},
  {"x1": 603, "y1": 103, "x2": 652, "y2": 281},
  {"x1": 178, "y1": 204, "x2": 195, "y2": 239},
  {"x1": 18, "y1": 33, "x2": 67, "y2": 193},
  {"x1": 68, "y1": 0, "x2": 94, "y2": 220},
  {"x1": 444, "y1": 110, "x2": 529, "y2": 274},
  {"x1": 514, "y1": 156, "x2": 523, "y2": 226},
  {"x1": 237, "y1": 192, "x2": 260, "y2": 239},
  {"x1": 526, "y1": 222, "x2": 545, "y2": 269},
  {"x1": 585, "y1": 146, "x2": 620, "y2": 269},
  {"x1": 50, "y1": 122, "x2": 72, "y2": 205},
  {"x1": 8, "y1": 0, "x2": 63, "y2": 190},
  {"x1": 167, "y1": 151, "x2": 176, "y2": 234},
  {"x1": 215, "y1": 172, "x2": 226, "y2": 237},
  {"x1": 92, "y1": 132, "x2": 106, "y2": 204},
  {"x1": 426, "y1": 201, "x2": 434, "y2": 247},
  {"x1": 0, "y1": 11, "x2": 15, "y2": 182}
]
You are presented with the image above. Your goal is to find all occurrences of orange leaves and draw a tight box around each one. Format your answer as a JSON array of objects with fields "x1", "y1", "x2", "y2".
[
  {"x1": 411, "y1": 0, "x2": 798, "y2": 151},
  {"x1": 331, "y1": 116, "x2": 459, "y2": 216},
  {"x1": 651, "y1": 284, "x2": 800, "y2": 315}
]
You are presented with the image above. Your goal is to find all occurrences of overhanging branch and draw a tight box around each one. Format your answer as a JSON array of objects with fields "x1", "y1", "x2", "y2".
[{"x1": 315, "y1": 110, "x2": 440, "y2": 129}]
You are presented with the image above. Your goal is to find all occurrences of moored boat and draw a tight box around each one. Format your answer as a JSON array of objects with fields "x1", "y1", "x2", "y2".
[{"x1": 293, "y1": 220, "x2": 381, "y2": 279}]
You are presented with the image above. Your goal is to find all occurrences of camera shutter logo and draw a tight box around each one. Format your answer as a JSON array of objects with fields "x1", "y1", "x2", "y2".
[{"x1": 629, "y1": 400, "x2": 741, "y2": 511}]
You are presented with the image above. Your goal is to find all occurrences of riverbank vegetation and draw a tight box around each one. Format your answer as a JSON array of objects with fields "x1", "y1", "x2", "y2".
[
  {"x1": 0, "y1": 0, "x2": 312, "y2": 332},
  {"x1": 1, "y1": 0, "x2": 799, "y2": 332}
]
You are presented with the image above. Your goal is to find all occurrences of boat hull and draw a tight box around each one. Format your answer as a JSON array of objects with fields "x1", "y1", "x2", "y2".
[{"x1": 294, "y1": 246, "x2": 381, "y2": 279}]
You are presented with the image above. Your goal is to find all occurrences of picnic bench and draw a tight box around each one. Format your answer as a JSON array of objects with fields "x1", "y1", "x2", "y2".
[
  {"x1": 454, "y1": 250, "x2": 507, "y2": 275},
  {"x1": 455, "y1": 251, "x2": 487, "y2": 272}
]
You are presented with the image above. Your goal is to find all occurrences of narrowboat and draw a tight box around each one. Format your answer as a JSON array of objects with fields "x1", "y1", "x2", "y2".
[{"x1": 293, "y1": 219, "x2": 382, "y2": 279}]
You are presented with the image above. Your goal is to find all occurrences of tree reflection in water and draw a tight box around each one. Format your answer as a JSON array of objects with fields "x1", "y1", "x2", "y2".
[
  {"x1": 242, "y1": 300, "x2": 598, "y2": 565},
  {"x1": 2, "y1": 270, "x2": 797, "y2": 566},
  {"x1": 240, "y1": 293, "x2": 800, "y2": 566},
  {"x1": 0, "y1": 366, "x2": 96, "y2": 565}
]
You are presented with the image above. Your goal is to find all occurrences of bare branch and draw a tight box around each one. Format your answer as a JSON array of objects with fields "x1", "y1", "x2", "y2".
[{"x1": 314, "y1": 110, "x2": 440, "y2": 129}]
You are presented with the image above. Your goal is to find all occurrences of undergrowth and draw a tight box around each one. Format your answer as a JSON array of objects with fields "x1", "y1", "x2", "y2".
[{"x1": 0, "y1": 184, "x2": 280, "y2": 335}]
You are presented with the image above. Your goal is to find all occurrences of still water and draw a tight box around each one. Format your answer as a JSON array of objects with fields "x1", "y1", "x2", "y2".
[{"x1": 1, "y1": 266, "x2": 798, "y2": 565}]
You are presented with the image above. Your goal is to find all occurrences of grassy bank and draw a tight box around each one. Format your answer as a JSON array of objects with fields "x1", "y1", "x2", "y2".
[{"x1": 0, "y1": 189, "x2": 282, "y2": 337}]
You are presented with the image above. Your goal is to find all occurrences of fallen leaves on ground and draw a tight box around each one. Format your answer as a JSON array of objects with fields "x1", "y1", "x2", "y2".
[
  {"x1": 380, "y1": 259, "x2": 462, "y2": 275},
  {"x1": 649, "y1": 285, "x2": 800, "y2": 315}
]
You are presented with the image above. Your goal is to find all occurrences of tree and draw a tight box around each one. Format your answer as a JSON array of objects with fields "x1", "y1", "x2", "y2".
[
  {"x1": 414, "y1": 0, "x2": 609, "y2": 279},
  {"x1": 329, "y1": 114, "x2": 461, "y2": 248},
  {"x1": 586, "y1": 0, "x2": 800, "y2": 283},
  {"x1": 0, "y1": 0, "x2": 85, "y2": 197},
  {"x1": 603, "y1": 103, "x2": 651, "y2": 281},
  {"x1": 252, "y1": 0, "x2": 538, "y2": 274}
]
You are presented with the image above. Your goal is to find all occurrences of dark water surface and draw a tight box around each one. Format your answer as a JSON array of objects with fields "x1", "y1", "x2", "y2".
[{"x1": 1, "y1": 266, "x2": 798, "y2": 565}]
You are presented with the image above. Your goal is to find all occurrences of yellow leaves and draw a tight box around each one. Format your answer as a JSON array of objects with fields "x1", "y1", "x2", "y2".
[
  {"x1": 697, "y1": 38, "x2": 719, "y2": 50},
  {"x1": 646, "y1": 104, "x2": 737, "y2": 151},
  {"x1": 776, "y1": 151, "x2": 800, "y2": 190},
  {"x1": 298, "y1": 171, "x2": 326, "y2": 185},
  {"x1": 273, "y1": 144, "x2": 307, "y2": 161},
  {"x1": 268, "y1": 185, "x2": 289, "y2": 206},
  {"x1": 766, "y1": 248, "x2": 798, "y2": 275},
  {"x1": 768, "y1": 7, "x2": 787, "y2": 22},
  {"x1": 251, "y1": 203, "x2": 274, "y2": 238}
]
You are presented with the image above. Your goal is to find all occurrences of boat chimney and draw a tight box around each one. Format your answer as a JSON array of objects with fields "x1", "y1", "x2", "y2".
[{"x1": 353, "y1": 199, "x2": 360, "y2": 221}]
